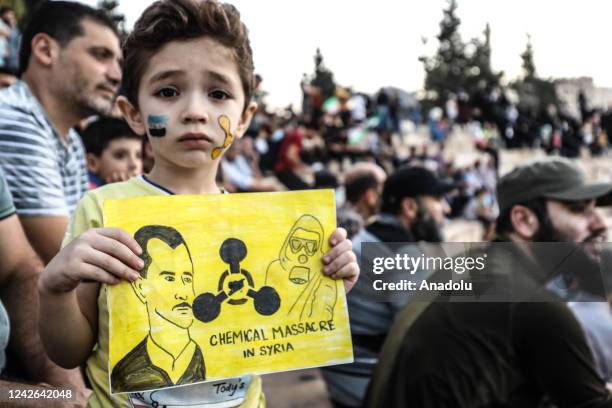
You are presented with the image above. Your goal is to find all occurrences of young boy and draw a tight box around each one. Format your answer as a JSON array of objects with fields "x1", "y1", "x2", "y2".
[
  {"x1": 81, "y1": 117, "x2": 143, "y2": 188},
  {"x1": 38, "y1": 1, "x2": 359, "y2": 407}
]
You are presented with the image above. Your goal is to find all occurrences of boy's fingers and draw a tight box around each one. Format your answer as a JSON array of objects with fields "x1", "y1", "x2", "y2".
[
  {"x1": 331, "y1": 263, "x2": 360, "y2": 294},
  {"x1": 329, "y1": 227, "x2": 347, "y2": 246},
  {"x1": 95, "y1": 227, "x2": 143, "y2": 256},
  {"x1": 323, "y1": 239, "x2": 352, "y2": 265},
  {"x1": 330, "y1": 261, "x2": 360, "y2": 280},
  {"x1": 80, "y1": 263, "x2": 121, "y2": 285},
  {"x1": 88, "y1": 234, "x2": 143, "y2": 272},
  {"x1": 323, "y1": 250, "x2": 356, "y2": 276},
  {"x1": 83, "y1": 249, "x2": 140, "y2": 282}
]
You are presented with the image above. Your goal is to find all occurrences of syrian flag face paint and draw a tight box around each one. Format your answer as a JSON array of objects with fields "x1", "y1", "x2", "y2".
[{"x1": 147, "y1": 114, "x2": 168, "y2": 137}]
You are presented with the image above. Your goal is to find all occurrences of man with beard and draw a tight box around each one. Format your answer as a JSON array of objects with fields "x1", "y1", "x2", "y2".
[
  {"x1": 0, "y1": 2, "x2": 122, "y2": 264},
  {"x1": 322, "y1": 166, "x2": 454, "y2": 408},
  {"x1": 367, "y1": 158, "x2": 612, "y2": 408}
]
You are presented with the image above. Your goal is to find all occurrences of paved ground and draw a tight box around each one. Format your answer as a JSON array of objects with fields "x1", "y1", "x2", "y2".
[{"x1": 262, "y1": 369, "x2": 332, "y2": 408}]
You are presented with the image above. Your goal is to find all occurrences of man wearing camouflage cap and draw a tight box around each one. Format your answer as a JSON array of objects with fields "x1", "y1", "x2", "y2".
[{"x1": 368, "y1": 158, "x2": 612, "y2": 408}]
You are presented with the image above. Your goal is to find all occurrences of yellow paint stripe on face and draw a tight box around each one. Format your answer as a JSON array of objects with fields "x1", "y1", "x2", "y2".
[{"x1": 212, "y1": 115, "x2": 235, "y2": 159}]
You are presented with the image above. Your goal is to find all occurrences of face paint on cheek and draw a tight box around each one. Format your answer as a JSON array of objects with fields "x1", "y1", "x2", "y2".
[
  {"x1": 211, "y1": 115, "x2": 235, "y2": 159},
  {"x1": 147, "y1": 115, "x2": 168, "y2": 137}
]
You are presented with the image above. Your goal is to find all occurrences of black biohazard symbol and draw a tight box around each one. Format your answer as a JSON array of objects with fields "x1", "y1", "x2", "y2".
[{"x1": 193, "y1": 238, "x2": 281, "y2": 323}]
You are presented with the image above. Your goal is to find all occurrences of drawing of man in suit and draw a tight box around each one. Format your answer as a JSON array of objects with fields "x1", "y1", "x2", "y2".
[{"x1": 111, "y1": 225, "x2": 205, "y2": 392}]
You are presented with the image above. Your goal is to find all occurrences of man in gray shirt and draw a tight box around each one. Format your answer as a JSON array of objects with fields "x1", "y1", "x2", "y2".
[{"x1": 0, "y1": 2, "x2": 122, "y2": 264}]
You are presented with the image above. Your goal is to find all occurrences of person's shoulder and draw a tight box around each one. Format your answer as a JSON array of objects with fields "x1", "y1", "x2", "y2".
[
  {"x1": 0, "y1": 81, "x2": 34, "y2": 113},
  {"x1": 0, "y1": 82, "x2": 48, "y2": 138},
  {"x1": 87, "y1": 177, "x2": 153, "y2": 201}
]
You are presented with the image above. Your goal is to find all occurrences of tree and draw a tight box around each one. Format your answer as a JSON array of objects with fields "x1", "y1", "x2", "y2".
[
  {"x1": 310, "y1": 48, "x2": 336, "y2": 101},
  {"x1": 97, "y1": 0, "x2": 128, "y2": 40},
  {"x1": 466, "y1": 23, "x2": 502, "y2": 91},
  {"x1": 420, "y1": 0, "x2": 469, "y2": 104},
  {"x1": 520, "y1": 34, "x2": 536, "y2": 80},
  {"x1": 512, "y1": 35, "x2": 559, "y2": 116}
]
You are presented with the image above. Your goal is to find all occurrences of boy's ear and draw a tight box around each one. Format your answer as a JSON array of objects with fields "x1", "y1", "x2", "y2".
[
  {"x1": 234, "y1": 101, "x2": 258, "y2": 139},
  {"x1": 86, "y1": 153, "x2": 100, "y2": 173},
  {"x1": 116, "y1": 95, "x2": 146, "y2": 136}
]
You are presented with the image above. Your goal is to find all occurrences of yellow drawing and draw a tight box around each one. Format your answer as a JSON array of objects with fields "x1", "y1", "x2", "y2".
[
  {"x1": 265, "y1": 215, "x2": 338, "y2": 321},
  {"x1": 105, "y1": 190, "x2": 353, "y2": 394},
  {"x1": 110, "y1": 225, "x2": 205, "y2": 392},
  {"x1": 211, "y1": 114, "x2": 234, "y2": 159}
]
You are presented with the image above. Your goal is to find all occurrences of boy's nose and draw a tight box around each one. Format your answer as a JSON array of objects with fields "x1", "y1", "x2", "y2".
[{"x1": 182, "y1": 94, "x2": 210, "y2": 124}]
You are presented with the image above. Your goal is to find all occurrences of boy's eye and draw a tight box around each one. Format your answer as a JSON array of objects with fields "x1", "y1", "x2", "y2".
[
  {"x1": 113, "y1": 151, "x2": 127, "y2": 160},
  {"x1": 164, "y1": 276, "x2": 175, "y2": 282},
  {"x1": 155, "y1": 87, "x2": 179, "y2": 98},
  {"x1": 210, "y1": 89, "x2": 230, "y2": 100}
]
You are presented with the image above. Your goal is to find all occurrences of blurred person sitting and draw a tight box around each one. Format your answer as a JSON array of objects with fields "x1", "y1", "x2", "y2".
[
  {"x1": 337, "y1": 162, "x2": 386, "y2": 239},
  {"x1": 0, "y1": 167, "x2": 89, "y2": 403},
  {"x1": 0, "y1": 2, "x2": 121, "y2": 264},
  {"x1": 274, "y1": 124, "x2": 314, "y2": 190},
  {"x1": 0, "y1": 6, "x2": 19, "y2": 72},
  {"x1": 222, "y1": 138, "x2": 278, "y2": 192},
  {"x1": 322, "y1": 166, "x2": 454, "y2": 408},
  {"x1": 81, "y1": 116, "x2": 143, "y2": 189}
]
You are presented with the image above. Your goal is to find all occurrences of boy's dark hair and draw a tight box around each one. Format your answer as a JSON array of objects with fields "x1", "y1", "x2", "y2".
[
  {"x1": 122, "y1": 0, "x2": 254, "y2": 110},
  {"x1": 81, "y1": 116, "x2": 141, "y2": 157},
  {"x1": 495, "y1": 197, "x2": 548, "y2": 237},
  {"x1": 19, "y1": 1, "x2": 118, "y2": 75},
  {"x1": 133, "y1": 225, "x2": 193, "y2": 278},
  {"x1": 345, "y1": 173, "x2": 379, "y2": 204}
]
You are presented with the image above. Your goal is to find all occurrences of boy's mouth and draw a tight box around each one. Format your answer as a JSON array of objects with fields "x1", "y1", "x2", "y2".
[{"x1": 178, "y1": 132, "x2": 213, "y2": 147}]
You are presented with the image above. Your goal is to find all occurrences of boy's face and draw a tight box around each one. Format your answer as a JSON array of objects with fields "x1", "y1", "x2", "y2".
[
  {"x1": 87, "y1": 138, "x2": 143, "y2": 182},
  {"x1": 120, "y1": 37, "x2": 257, "y2": 170}
]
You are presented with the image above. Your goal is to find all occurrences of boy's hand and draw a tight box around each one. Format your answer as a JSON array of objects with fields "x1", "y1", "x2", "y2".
[
  {"x1": 322, "y1": 227, "x2": 359, "y2": 293},
  {"x1": 39, "y1": 228, "x2": 143, "y2": 294}
]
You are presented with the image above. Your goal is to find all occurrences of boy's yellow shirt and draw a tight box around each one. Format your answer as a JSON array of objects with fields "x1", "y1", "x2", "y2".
[{"x1": 64, "y1": 176, "x2": 264, "y2": 408}]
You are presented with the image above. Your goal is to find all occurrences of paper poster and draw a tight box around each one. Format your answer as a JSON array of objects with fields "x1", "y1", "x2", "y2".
[{"x1": 104, "y1": 190, "x2": 353, "y2": 394}]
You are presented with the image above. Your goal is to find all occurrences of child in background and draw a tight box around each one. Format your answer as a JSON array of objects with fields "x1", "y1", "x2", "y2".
[
  {"x1": 81, "y1": 117, "x2": 143, "y2": 188},
  {"x1": 38, "y1": 1, "x2": 359, "y2": 407}
]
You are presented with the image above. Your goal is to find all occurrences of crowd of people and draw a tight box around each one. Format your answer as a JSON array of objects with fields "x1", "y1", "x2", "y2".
[{"x1": 0, "y1": 0, "x2": 608, "y2": 407}]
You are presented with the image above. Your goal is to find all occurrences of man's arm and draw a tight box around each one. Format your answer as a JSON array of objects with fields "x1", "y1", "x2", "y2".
[
  {"x1": 0, "y1": 108, "x2": 81, "y2": 265},
  {"x1": 19, "y1": 216, "x2": 69, "y2": 265},
  {"x1": 0, "y1": 214, "x2": 84, "y2": 388}
]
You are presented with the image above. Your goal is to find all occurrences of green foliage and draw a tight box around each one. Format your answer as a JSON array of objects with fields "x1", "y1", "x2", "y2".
[
  {"x1": 97, "y1": 0, "x2": 128, "y2": 40},
  {"x1": 512, "y1": 35, "x2": 559, "y2": 115},
  {"x1": 420, "y1": 0, "x2": 500, "y2": 104},
  {"x1": 520, "y1": 34, "x2": 536, "y2": 79},
  {"x1": 311, "y1": 48, "x2": 336, "y2": 101}
]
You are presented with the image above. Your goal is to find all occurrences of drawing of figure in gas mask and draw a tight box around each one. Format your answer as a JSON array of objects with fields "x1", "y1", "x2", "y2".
[{"x1": 265, "y1": 214, "x2": 337, "y2": 321}]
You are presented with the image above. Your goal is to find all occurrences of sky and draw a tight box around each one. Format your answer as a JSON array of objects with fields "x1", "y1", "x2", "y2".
[{"x1": 78, "y1": 0, "x2": 612, "y2": 110}]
